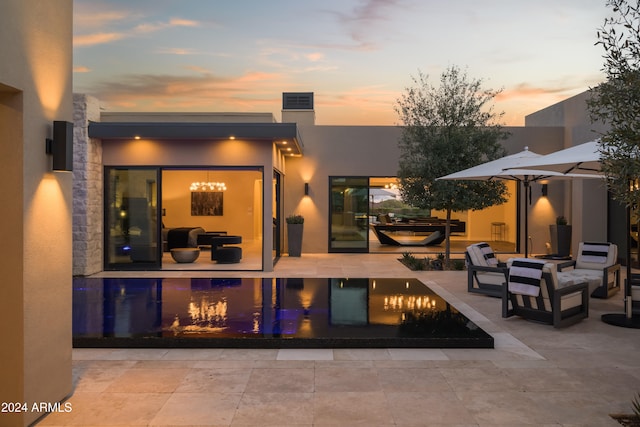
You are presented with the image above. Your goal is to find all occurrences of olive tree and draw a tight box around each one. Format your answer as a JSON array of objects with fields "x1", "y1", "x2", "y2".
[
  {"x1": 395, "y1": 66, "x2": 509, "y2": 262},
  {"x1": 588, "y1": 0, "x2": 640, "y2": 208}
]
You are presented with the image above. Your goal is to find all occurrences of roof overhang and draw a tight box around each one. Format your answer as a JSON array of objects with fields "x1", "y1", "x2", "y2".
[{"x1": 88, "y1": 121, "x2": 303, "y2": 156}]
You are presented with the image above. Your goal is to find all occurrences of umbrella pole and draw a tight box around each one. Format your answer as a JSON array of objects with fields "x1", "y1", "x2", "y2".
[
  {"x1": 627, "y1": 205, "x2": 633, "y2": 319},
  {"x1": 524, "y1": 180, "x2": 529, "y2": 258}
]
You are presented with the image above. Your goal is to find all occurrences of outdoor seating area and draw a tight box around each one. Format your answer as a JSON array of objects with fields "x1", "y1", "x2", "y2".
[{"x1": 465, "y1": 241, "x2": 627, "y2": 328}]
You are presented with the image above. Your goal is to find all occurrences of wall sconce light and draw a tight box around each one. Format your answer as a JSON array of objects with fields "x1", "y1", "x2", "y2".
[
  {"x1": 541, "y1": 183, "x2": 548, "y2": 197},
  {"x1": 45, "y1": 120, "x2": 73, "y2": 171},
  {"x1": 304, "y1": 182, "x2": 309, "y2": 196}
]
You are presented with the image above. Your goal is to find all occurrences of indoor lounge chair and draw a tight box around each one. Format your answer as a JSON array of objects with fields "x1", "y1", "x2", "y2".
[
  {"x1": 502, "y1": 258, "x2": 589, "y2": 328},
  {"x1": 465, "y1": 242, "x2": 508, "y2": 297},
  {"x1": 556, "y1": 242, "x2": 620, "y2": 298}
]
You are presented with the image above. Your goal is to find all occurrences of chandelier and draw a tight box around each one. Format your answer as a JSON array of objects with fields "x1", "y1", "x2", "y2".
[{"x1": 190, "y1": 181, "x2": 227, "y2": 191}]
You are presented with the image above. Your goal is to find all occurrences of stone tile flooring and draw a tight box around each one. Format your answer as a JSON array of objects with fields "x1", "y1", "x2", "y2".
[{"x1": 36, "y1": 254, "x2": 640, "y2": 426}]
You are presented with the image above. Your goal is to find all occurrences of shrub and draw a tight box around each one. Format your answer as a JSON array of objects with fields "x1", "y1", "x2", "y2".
[
  {"x1": 286, "y1": 214, "x2": 304, "y2": 224},
  {"x1": 451, "y1": 259, "x2": 466, "y2": 270}
]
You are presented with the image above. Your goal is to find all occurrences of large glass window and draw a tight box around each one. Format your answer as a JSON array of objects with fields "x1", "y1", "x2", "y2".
[
  {"x1": 161, "y1": 168, "x2": 263, "y2": 270},
  {"x1": 329, "y1": 177, "x2": 369, "y2": 252},
  {"x1": 105, "y1": 168, "x2": 160, "y2": 269},
  {"x1": 105, "y1": 167, "x2": 264, "y2": 271},
  {"x1": 330, "y1": 176, "x2": 518, "y2": 255}
]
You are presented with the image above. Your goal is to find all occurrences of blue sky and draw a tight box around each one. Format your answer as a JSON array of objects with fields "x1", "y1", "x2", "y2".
[{"x1": 73, "y1": 0, "x2": 610, "y2": 125}]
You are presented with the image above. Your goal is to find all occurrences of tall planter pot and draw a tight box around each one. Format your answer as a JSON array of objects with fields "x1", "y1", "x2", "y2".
[
  {"x1": 287, "y1": 223, "x2": 303, "y2": 257},
  {"x1": 550, "y1": 224, "x2": 572, "y2": 257}
]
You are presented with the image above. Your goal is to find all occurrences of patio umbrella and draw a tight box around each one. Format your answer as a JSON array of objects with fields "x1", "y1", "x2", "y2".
[
  {"x1": 503, "y1": 141, "x2": 639, "y2": 326},
  {"x1": 437, "y1": 147, "x2": 591, "y2": 258}
]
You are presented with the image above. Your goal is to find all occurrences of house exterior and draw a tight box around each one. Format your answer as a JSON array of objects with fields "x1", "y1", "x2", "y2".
[
  {"x1": 0, "y1": 2, "x2": 627, "y2": 423},
  {"x1": 72, "y1": 90, "x2": 617, "y2": 275}
]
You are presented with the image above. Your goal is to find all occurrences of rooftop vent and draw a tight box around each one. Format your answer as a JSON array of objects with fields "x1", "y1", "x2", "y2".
[{"x1": 283, "y1": 92, "x2": 313, "y2": 110}]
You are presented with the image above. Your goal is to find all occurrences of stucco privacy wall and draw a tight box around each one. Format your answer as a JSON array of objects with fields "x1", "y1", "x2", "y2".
[
  {"x1": 285, "y1": 125, "x2": 567, "y2": 254},
  {"x1": 0, "y1": 1, "x2": 73, "y2": 426},
  {"x1": 73, "y1": 94, "x2": 103, "y2": 276}
]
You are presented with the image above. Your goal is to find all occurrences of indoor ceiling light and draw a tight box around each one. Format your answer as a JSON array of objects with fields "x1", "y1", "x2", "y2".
[{"x1": 190, "y1": 181, "x2": 226, "y2": 191}]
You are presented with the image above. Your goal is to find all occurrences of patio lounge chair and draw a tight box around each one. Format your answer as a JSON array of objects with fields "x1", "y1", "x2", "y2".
[
  {"x1": 465, "y1": 242, "x2": 508, "y2": 297},
  {"x1": 502, "y1": 258, "x2": 589, "y2": 328},
  {"x1": 556, "y1": 242, "x2": 620, "y2": 298}
]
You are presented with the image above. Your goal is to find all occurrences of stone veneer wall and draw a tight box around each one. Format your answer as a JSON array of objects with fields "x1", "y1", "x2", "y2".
[{"x1": 73, "y1": 94, "x2": 103, "y2": 276}]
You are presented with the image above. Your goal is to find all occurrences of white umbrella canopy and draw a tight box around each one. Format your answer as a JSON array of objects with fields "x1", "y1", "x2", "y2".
[
  {"x1": 437, "y1": 147, "x2": 592, "y2": 257},
  {"x1": 505, "y1": 140, "x2": 603, "y2": 176},
  {"x1": 439, "y1": 147, "x2": 554, "y2": 182}
]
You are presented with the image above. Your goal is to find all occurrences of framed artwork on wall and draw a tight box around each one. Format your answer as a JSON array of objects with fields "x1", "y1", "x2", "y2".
[{"x1": 191, "y1": 191, "x2": 223, "y2": 216}]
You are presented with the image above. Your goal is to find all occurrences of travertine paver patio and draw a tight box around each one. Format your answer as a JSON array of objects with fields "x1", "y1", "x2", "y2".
[{"x1": 36, "y1": 253, "x2": 640, "y2": 426}]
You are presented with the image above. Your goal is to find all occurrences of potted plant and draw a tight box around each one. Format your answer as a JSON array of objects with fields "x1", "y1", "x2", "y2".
[
  {"x1": 550, "y1": 215, "x2": 572, "y2": 257},
  {"x1": 286, "y1": 214, "x2": 304, "y2": 257}
]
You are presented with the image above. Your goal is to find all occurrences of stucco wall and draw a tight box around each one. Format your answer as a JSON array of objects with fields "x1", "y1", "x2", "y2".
[
  {"x1": 284, "y1": 126, "x2": 402, "y2": 254},
  {"x1": 285, "y1": 125, "x2": 567, "y2": 254},
  {"x1": 526, "y1": 91, "x2": 611, "y2": 250},
  {"x1": 0, "y1": 1, "x2": 73, "y2": 425}
]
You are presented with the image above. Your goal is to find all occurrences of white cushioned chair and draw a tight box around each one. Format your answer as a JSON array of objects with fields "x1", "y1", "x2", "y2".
[
  {"x1": 557, "y1": 242, "x2": 620, "y2": 298},
  {"x1": 465, "y1": 242, "x2": 508, "y2": 298},
  {"x1": 502, "y1": 258, "x2": 589, "y2": 328}
]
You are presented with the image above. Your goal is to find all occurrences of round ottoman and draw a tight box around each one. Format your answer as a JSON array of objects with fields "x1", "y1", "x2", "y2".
[
  {"x1": 216, "y1": 246, "x2": 242, "y2": 264},
  {"x1": 170, "y1": 248, "x2": 200, "y2": 263}
]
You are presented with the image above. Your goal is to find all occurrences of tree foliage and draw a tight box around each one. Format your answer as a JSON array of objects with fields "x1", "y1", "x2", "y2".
[
  {"x1": 587, "y1": 0, "x2": 640, "y2": 207},
  {"x1": 395, "y1": 66, "x2": 509, "y2": 260}
]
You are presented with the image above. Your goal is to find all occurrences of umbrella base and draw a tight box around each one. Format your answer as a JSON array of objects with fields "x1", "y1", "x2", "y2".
[{"x1": 601, "y1": 313, "x2": 640, "y2": 329}]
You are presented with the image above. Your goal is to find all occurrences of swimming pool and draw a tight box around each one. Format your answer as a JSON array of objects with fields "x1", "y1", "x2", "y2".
[{"x1": 73, "y1": 277, "x2": 493, "y2": 348}]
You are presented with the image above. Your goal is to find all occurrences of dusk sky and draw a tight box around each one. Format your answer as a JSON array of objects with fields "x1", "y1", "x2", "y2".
[{"x1": 73, "y1": 0, "x2": 610, "y2": 126}]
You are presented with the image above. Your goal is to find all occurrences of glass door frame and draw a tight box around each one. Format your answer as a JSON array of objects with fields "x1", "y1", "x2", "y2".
[
  {"x1": 273, "y1": 169, "x2": 283, "y2": 263},
  {"x1": 104, "y1": 166, "x2": 162, "y2": 270},
  {"x1": 328, "y1": 176, "x2": 370, "y2": 253}
]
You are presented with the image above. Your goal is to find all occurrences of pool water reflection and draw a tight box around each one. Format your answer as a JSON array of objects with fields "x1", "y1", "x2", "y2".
[{"x1": 73, "y1": 277, "x2": 493, "y2": 348}]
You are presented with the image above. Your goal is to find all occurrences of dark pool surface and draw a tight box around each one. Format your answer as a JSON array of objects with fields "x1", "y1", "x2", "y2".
[{"x1": 73, "y1": 277, "x2": 493, "y2": 348}]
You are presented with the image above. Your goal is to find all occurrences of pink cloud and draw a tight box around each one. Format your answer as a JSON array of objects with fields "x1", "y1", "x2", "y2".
[{"x1": 74, "y1": 32, "x2": 126, "y2": 47}]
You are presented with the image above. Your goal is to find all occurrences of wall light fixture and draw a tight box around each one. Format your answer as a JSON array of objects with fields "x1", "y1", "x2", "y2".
[{"x1": 45, "y1": 120, "x2": 73, "y2": 171}]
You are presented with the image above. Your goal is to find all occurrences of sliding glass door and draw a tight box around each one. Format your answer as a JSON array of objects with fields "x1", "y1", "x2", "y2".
[
  {"x1": 329, "y1": 177, "x2": 369, "y2": 252},
  {"x1": 105, "y1": 168, "x2": 161, "y2": 269}
]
